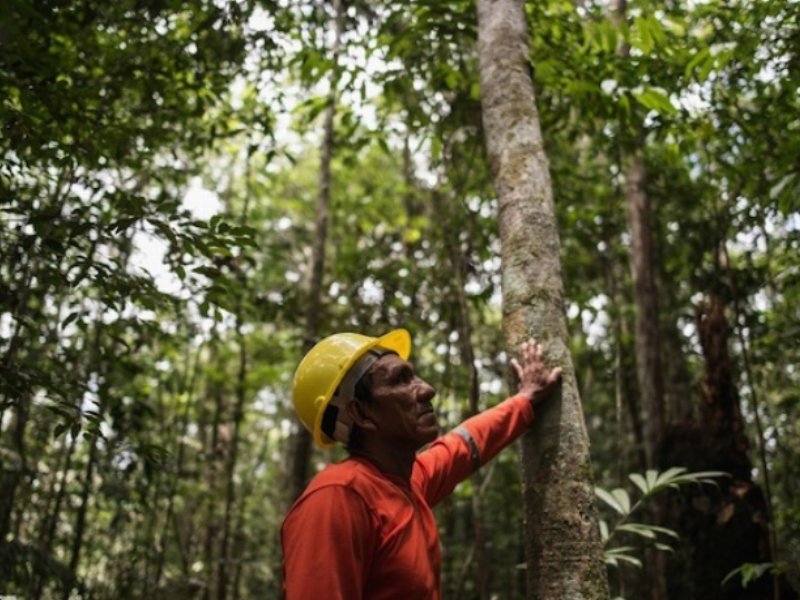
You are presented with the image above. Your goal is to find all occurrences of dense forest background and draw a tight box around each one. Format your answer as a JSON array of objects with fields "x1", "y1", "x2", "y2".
[{"x1": 1, "y1": 0, "x2": 798, "y2": 598}]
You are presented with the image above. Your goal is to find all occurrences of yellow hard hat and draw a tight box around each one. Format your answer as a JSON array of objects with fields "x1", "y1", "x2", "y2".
[{"x1": 292, "y1": 329, "x2": 412, "y2": 448}]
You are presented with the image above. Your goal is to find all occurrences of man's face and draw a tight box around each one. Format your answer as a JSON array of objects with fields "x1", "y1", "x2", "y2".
[{"x1": 365, "y1": 353, "x2": 438, "y2": 449}]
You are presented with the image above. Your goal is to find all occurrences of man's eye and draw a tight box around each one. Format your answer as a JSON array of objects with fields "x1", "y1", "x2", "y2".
[{"x1": 395, "y1": 369, "x2": 413, "y2": 384}]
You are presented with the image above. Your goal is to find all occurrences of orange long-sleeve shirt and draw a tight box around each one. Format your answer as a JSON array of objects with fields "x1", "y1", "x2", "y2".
[{"x1": 281, "y1": 394, "x2": 534, "y2": 600}]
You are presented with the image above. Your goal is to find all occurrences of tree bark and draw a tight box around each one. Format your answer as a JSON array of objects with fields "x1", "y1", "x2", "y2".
[
  {"x1": 285, "y1": 0, "x2": 344, "y2": 506},
  {"x1": 475, "y1": 2, "x2": 609, "y2": 598},
  {"x1": 607, "y1": 2, "x2": 668, "y2": 596},
  {"x1": 622, "y1": 153, "x2": 665, "y2": 469}
]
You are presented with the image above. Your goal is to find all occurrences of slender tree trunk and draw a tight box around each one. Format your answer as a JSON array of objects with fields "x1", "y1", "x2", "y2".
[
  {"x1": 32, "y1": 431, "x2": 78, "y2": 600},
  {"x1": 608, "y1": 2, "x2": 668, "y2": 596},
  {"x1": 217, "y1": 157, "x2": 254, "y2": 600},
  {"x1": 203, "y1": 333, "x2": 224, "y2": 600},
  {"x1": 721, "y1": 243, "x2": 782, "y2": 600},
  {"x1": 600, "y1": 220, "x2": 645, "y2": 479},
  {"x1": 609, "y1": 0, "x2": 665, "y2": 470},
  {"x1": 230, "y1": 487, "x2": 248, "y2": 600},
  {"x1": 475, "y1": 2, "x2": 609, "y2": 598},
  {"x1": 61, "y1": 297, "x2": 119, "y2": 600},
  {"x1": 440, "y1": 191, "x2": 491, "y2": 600},
  {"x1": 622, "y1": 154, "x2": 665, "y2": 468},
  {"x1": 286, "y1": 0, "x2": 344, "y2": 505},
  {"x1": 661, "y1": 318, "x2": 694, "y2": 423},
  {"x1": 154, "y1": 340, "x2": 203, "y2": 590},
  {"x1": 216, "y1": 326, "x2": 246, "y2": 600},
  {"x1": 63, "y1": 427, "x2": 99, "y2": 600}
]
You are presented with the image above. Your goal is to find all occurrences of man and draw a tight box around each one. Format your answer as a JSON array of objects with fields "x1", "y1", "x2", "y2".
[{"x1": 282, "y1": 329, "x2": 561, "y2": 599}]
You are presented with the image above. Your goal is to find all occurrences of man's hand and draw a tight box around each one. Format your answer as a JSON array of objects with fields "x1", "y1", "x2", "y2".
[{"x1": 511, "y1": 338, "x2": 562, "y2": 407}]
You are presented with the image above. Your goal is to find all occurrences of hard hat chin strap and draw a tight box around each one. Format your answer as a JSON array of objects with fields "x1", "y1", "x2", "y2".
[{"x1": 327, "y1": 346, "x2": 394, "y2": 444}]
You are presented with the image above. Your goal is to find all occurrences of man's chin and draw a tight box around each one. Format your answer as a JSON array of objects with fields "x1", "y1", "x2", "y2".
[{"x1": 420, "y1": 424, "x2": 439, "y2": 443}]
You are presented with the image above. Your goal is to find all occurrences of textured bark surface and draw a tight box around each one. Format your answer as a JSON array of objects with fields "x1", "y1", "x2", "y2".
[
  {"x1": 623, "y1": 154, "x2": 665, "y2": 469},
  {"x1": 476, "y1": 1, "x2": 609, "y2": 598}
]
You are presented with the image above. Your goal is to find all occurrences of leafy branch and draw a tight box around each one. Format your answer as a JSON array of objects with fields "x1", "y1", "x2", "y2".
[{"x1": 596, "y1": 467, "x2": 726, "y2": 569}]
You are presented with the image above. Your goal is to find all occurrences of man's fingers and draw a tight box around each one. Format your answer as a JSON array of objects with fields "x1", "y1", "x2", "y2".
[
  {"x1": 511, "y1": 358, "x2": 522, "y2": 378},
  {"x1": 521, "y1": 339, "x2": 539, "y2": 363}
]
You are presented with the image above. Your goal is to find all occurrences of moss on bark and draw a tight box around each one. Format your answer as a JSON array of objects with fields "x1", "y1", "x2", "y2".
[{"x1": 476, "y1": 0, "x2": 610, "y2": 598}]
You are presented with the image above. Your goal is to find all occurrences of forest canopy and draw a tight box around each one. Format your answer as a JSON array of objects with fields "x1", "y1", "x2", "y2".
[{"x1": 1, "y1": 0, "x2": 798, "y2": 598}]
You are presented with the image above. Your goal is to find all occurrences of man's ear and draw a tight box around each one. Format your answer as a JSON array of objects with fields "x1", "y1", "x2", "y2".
[{"x1": 346, "y1": 400, "x2": 378, "y2": 432}]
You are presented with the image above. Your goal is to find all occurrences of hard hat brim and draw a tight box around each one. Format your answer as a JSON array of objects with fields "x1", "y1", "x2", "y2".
[{"x1": 313, "y1": 328, "x2": 411, "y2": 448}]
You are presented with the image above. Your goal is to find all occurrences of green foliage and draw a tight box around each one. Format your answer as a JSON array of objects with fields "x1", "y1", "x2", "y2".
[
  {"x1": 596, "y1": 468, "x2": 726, "y2": 569},
  {"x1": 722, "y1": 559, "x2": 800, "y2": 592},
  {"x1": 722, "y1": 562, "x2": 776, "y2": 589},
  {"x1": 0, "y1": 0, "x2": 798, "y2": 598}
]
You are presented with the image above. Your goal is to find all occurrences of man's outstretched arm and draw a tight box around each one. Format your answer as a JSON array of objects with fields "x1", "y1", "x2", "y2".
[{"x1": 413, "y1": 338, "x2": 561, "y2": 507}]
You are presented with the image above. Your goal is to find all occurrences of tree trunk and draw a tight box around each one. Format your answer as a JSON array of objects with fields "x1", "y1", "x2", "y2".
[
  {"x1": 622, "y1": 153, "x2": 665, "y2": 468},
  {"x1": 438, "y1": 190, "x2": 490, "y2": 600},
  {"x1": 63, "y1": 427, "x2": 99, "y2": 600},
  {"x1": 608, "y1": 2, "x2": 668, "y2": 596},
  {"x1": 216, "y1": 323, "x2": 246, "y2": 600},
  {"x1": 603, "y1": 242, "x2": 646, "y2": 479},
  {"x1": 203, "y1": 333, "x2": 224, "y2": 600},
  {"x1": 285, "y1": 0, "x2": 344, "y2": 506},
  {"x1": 217, "y1": 159, "x2": 253, "y2": 600},
  {"x1": 154, "y1": 340, "x2": 203, "y2": 591},
  {"x1": 32, "y1": 430, "x2": 77, "y2": 600},
  {"x1": 659, "y1": 293, "x2": 793, "y2": 600},
  {"x1": 475, "y1": 2, "x2": 609, "y2": 598}
]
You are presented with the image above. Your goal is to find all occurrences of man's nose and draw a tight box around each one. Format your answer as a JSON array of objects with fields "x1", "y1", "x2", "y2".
[{"x1": 417, "y1": 379, "x2": 435, "y2": 403}]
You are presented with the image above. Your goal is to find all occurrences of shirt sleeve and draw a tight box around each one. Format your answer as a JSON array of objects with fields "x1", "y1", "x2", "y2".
[
  {"x1": 412, "y1": 394, "x2": 534, "y2": 508},
  {"x1": 282, "y1": 485, "x2": 378, "y2": 600}
]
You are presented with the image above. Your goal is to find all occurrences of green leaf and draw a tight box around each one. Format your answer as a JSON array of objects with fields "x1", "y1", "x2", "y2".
[
  {"x1": 614, "y1": 554, "x2": 643, "y2": 568},
  {"x1": 722, "y1": 563, "x2": 773, "y2": 588},
  {"x1": 62, "y1": 311, "x2": 81, "y2": 328},
  {"x1": 631, "y1": 16, "x2": 654, "y2": 55},
  {"x1": 616, "y1": 523, "x2": 656, "y2": 539},
  {"x1": 633, "y1": 87, "x2": 677, "y2": 116},
  {"x1": 596, "y1": 486, "x2": 626, "y2": 515},
  {"x1": 53, "y1": 422, "x2": 68, "y2": 438},
  {"x1": 194, "y1": 265, "x2": 221, "y2": 279},
  {"x1": 629, "y1": 472, "x2": 649, "y2": 495},
  {"x1": 605, "y1": 546, "x2": 642, "y2": 568},
  {"x1": 645, "y1": 15, "x2": 667, "y2": 47},
  {"x1": 611, "y1": 488, "x2": 631, "y2": 514},
  {"x1": 655, "y1": 466, "x2": 688, "y2": 488},
  {"x1": 685, "y1": 47, "x2": 712, "y2": 81},
  {"x1": 647, "y1": 525, "x2": 680, "y2": 539},
  {"x1": 645, "y1": 469, "x2": 659, "y2": 490}
]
